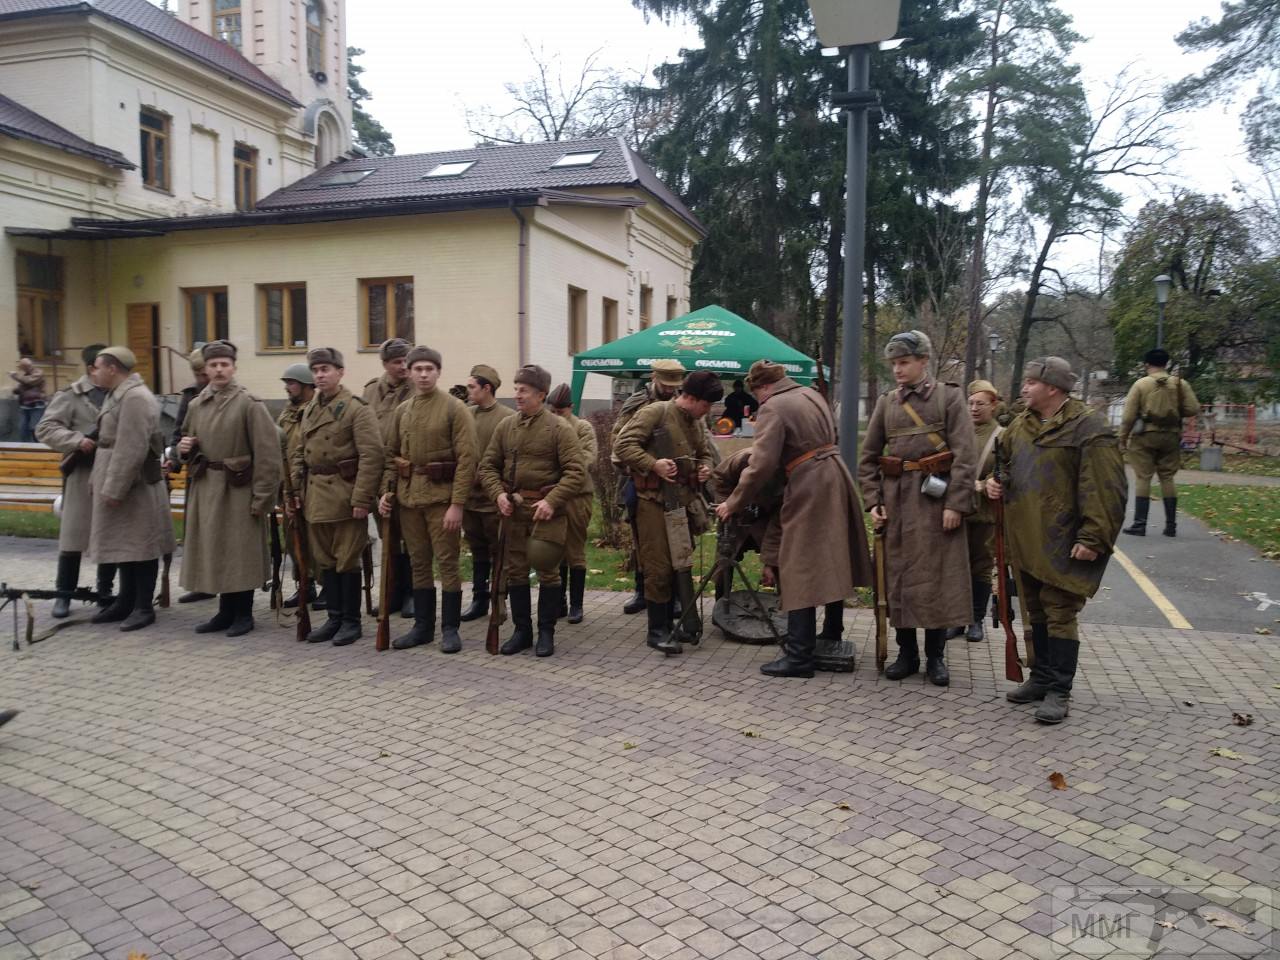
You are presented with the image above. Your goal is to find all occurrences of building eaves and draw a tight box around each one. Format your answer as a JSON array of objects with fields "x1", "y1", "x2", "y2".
[{"x1": 0, "y1": 93, "x2": 134, "y2": 169}]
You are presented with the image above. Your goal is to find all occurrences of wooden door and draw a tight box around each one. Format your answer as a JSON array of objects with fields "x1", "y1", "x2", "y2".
[{"x1": 126, "y1": 303, "x2": 159, "y2": 391}]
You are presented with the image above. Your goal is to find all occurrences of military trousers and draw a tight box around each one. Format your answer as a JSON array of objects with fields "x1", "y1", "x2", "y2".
[
  {"x1": 504, "y1": 507, "x2": 565, "y2": 586},
  {"x1": 401, "y1": 503, "x2": 462, "y2": 591},
  {"x1": 1128, "y1": 431, "x2": 1181, "y2": 498},
  {"x1": 1018, "y1": 569, "x2": 1088, "y2": 642},
  {"x1": 636, "y1": 497, "x2": 693, "y2": 604},
  {"x1": 462, "y1": 508, "x2": 501, "y2": 567},
  {"x1": 966, "y1": 520, "x2": 995, "y2": 582},
  {"x1": 309, "y1": 518, "x2": 368, "y2": 574},
  {"x1": 564, "y1": 494, "x2": 593, "y2": 569}
]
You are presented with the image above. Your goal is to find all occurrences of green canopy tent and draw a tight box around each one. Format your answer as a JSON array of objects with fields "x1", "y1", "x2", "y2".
[{"x1": 570, "y1": 305, "x2": 817, "y2": 412}]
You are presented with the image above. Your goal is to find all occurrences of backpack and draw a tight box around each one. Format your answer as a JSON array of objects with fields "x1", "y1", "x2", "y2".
[{"x1": 1142, "y1": 375, "x2": 1187, "y2": 429}]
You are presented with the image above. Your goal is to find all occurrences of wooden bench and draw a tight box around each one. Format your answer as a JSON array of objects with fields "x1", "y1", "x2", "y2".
[{"x1": 0, "y1": 442, "x2": 186, "y2": 516}]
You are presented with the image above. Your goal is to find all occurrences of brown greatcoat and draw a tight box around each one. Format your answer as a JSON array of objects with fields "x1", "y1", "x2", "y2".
[
  {"x1": 711, "y1": 447, "x2": 782, "y2": 567},
  {"x1": 36, "y1": 374, "x2": 106, "y2": 552},
  {"x1": 858, "y1": 380, "x2": 977, "y2": 628},
  {"x1": 87, "y1": 374, "x2": 175, "y2": 564},
  {"x1": 179, "y1": 381, "x2": 283, "y2": 594},
  {"x1": 289, "y1": 387, "x2": 383, "y2": 523},
  {"x1": 724, "y1": 378, "x2": 872, "y2": 612},
  {"x1": 277, "y1": 401, "x2": 306, "y2": 498}
]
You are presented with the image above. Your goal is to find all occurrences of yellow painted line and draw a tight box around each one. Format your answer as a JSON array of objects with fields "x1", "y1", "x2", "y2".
[{"x1": 1112, "y1": 548, "x2": 1193, "y2": 630}]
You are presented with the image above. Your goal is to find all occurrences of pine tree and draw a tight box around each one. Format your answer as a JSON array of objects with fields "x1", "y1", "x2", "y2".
[{"x1": 348, "y1": 47, "x2": 395, "y2": 157}]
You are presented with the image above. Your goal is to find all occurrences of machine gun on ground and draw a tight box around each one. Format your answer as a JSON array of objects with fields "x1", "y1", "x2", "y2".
[{"x1": 2, "y1": 583, "x2": 103, "y2": 650}]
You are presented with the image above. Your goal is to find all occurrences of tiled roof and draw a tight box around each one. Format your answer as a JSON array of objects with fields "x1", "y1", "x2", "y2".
[
  {"x1": 0, "y1": 93, "x2": 134, "y2": 168},
  {"x1": 0, "y1": 0, "x2": 300, "y2": 106},
  {"x1": 257, "y1": 136, "x2": 706, "y2": 234}
]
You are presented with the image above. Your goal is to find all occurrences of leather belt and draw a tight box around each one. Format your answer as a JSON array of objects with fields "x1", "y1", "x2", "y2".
[
  {"x1": 786, "y1": 443, "x2": 834, "y2": 475},
  {"x1": 309, "y1": 463, "x2": 340, "y2": 475},
  {"x1": 515, "y1": 486, "x2": 555, "y2": 503},
  {"x1": 633, "y1": 471, "x2": 700, "y2": 490}
]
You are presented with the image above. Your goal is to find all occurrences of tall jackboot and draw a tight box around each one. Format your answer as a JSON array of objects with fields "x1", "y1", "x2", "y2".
[
  {"x1": 924, "y1": 629, "x2": 949, "y2": 686},
  {"x1": 394, "y1": 588, "x2": 437, "y2": 649},
  {"x1": 622, "y1": 570, "x2": 645, "y2": 615},
  {"x1": 672, "y1": 571, "x2": 701, "y2": 645},
  {"x1": 535, "y1": 583, "x2": 560, "y2": 657},
  {"x1": 332, "y1": 570, "x2": 363, "y2": 646},
  {"x1": 397, "y1": 554, "x2": 415, "y2": 618},
  {"x1": 817, "y1": 601, "x2": 845, "y2": 641},
  {"x1": 966, "y1": 579, "x2": 992, "y2": 642},
  {"x1": 1007, "y1": 622, "x2": 1052, "y2": 703},
  {"x1": 646, "y1": 600, "x2": 679, "y2": 655},
  {"x1": 440, "y1": 590, "x2": 464, "y2": 653},
  {"x1": 120, "y1": 560, "x2": 157, "y2": 632},
  {"x1": 884, "y1": 628, "x2": 920, "y2": 680},
  {"x1": 761, "y1": 608, "x2": 817, "y2": 678},
  {"x1": 1162, "y1": 497, "x2": 1178, "y2": 537},
  {"x1": 95, "y1": 564, "x2": 117, "y2": 609},
  {"x1": 1123, "y1": 497, "x2": 1150, "y2": 536},
  {"x1": 196, "y1": 593, "x2": 234, "y2": 634},
  {"x1": 558, "y1": 564, "x2": 570, "y2": 619},
  {"x1": 307, "y1": 570, "x2": 343, "y2": 642},
  {"x1": 501, "y1": 584, "x2": 533, "y2": 655},
  {"x1": 567, "y1": 568, "x2": 587, "y2": 624},
  {"x1": 460, "y1": 559, "x2": 490, "y2": 621},
  {"x1": 226, "y1": 591, "x2": 255, "y2": 637},
  {"x1": 93, "y1": 563, "x2": 135, "y2": 624},
  {"x1": 1034, "y1": 636, "x2": 1080, "y2": 724},
  {"x1": 52, "y1": 552, "x2": 81, "y2": 619}
]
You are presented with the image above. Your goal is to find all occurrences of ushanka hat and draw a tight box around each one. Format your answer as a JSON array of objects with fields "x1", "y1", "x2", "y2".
[
  {"x1": 514, "y1": 364, "x2": 551, "y2": 394},
  {"x1": 1023, "y1": 356, "x2": 1077, "y2": 393},
  {"x1": 307, "y1": 347, "x2": 344, "y2": 368}
]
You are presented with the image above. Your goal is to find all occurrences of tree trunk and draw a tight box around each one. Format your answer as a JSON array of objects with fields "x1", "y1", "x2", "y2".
[
  {"x1": 755, "y1": 0, "x2": 781, "y2": 332},
  {"x1": 865, "y1": 263, "x2": 879, "y2": 414},
  {"x1": 822, "y1": 208, "x2": 843, "y2": 380}
]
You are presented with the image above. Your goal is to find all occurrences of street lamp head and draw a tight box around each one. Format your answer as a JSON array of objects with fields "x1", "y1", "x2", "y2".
[
  {"x1": 988, "y1": 332, "x2": 999, "y2": 353},
  {"x1": 806, "y1": 0, "x2": 901, "y2": 47},
  {"x1": 1154, "y1": 274, "x2": 1172, "y2": 304}
]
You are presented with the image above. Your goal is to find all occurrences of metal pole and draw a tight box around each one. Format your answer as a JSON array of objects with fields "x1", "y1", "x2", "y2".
[
  {"x1": 1156, "y1": 301, "x2": 1165, "y2": 350},
  {"x1": 837, "y1": 45, "x2": 871, "y2": 470}
]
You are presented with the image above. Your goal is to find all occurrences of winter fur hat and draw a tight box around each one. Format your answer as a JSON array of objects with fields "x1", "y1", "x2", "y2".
[
  {"x1": 406, "y1": 345, "x2": 442, "y2": 369},
  {"x1": 1023, "y1": 356, "x2": 1077, "y2": 393},
  {"x1": 884, "y1": 330, "x2": 932, "y2": 360},
  {"x1": 745, "y1": 360, "x2": 786, "y2": 390},
  {"x1": 514, "y1": 364, "x2": 551, "y2": 394}
]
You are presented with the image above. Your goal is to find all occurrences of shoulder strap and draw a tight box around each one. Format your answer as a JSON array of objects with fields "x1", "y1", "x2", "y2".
[
  {"x1": 901, "y1": 391, "x2": 949, "y2": 453},
  {"x1": 978, "y1": 424, "x2": 1003, "y2": 468}
]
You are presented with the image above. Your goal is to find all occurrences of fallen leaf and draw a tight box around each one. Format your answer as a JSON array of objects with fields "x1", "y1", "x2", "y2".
[
  {"x1": 1048, "y1": 772, "x2": 1068, "y2": 791},
  {"x1": 1231, "y1": 712, "x2": 1254, "y2": 727},
  {"x1": 378, "y1": 750, "x2": 390, "y2": 759},
  {"x1": 1202, "y1": 578, "x2": 1217, "y2": 582},
  {"x1": 1210, "y1": 747, "x2": 1245, "y2": 760},
  {"x1": 1155, "y1": 919, "x2": 1176, "y2": 930},
  {"x1": 127, "y1": 953, "x2": 150, "y2": 960},
  {"x1": 1183, "y1": 700, "x2": 1195, "y2": 707},
  {"x1": 589, "y1": 569, "x2": 603, "y2": 575},
  {"x1": 835, "y1": 801, "x2": 852, "y2": 811},
  {"x1": 623, "y1": 742, "x2": 636, "y2": 750},
  {"x1": 1255, "y1": 627, "x2": 1273, "y2": 635},
  {"x1": 1202, "y1": 911, "x2": 1249, "y2": 933},
  {"x1": 742, "y1": 729, "x2": 761, "y2": 738}
]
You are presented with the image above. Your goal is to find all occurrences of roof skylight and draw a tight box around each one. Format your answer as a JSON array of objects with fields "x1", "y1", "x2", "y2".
[
  {"x1": 551, "y1": 150, "x2": 602, "y2": 169},
  {"x1": 319, "y1": 168, "x2": 374, "y2": 186},
  {"x1": 424, "y1": 160, "x2": 476, "y2": 178}
]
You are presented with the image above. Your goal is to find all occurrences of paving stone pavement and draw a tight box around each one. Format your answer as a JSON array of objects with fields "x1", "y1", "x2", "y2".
[{"x1": 1, "y1": 535, "x2": 1278, "y2": 960}]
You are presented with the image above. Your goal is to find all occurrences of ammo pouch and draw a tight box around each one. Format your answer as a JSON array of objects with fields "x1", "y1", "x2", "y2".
[
  {"x1": 336, "y1": 458, "x2": 359, "y2": 482},
  {"x1": 189, "y1": 456, "x2": 209, "y2": 483},
  {"x1": 223, "y1": 456, "x2": 253, "y2": 488},
  {"x1": 395, "y1": 457, "x2": 413, "y2": 480},
  {"x1": 686, "y1": 496, "x2": 711, "y2": 536},
  {"x1": 879, "y1": 456, "x2": 904, "y2": 478},
  {"x1": 917, "y1": 450, "x2": 953, "y2": 476},
  {"x1": 418, "y1": 461, "x2": 457, "y2": 482}
]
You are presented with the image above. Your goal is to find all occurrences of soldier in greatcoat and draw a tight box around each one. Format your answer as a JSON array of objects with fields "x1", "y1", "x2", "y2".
[
  {"x1": 717, "y1": 361, "x2": 873, "y2": 677},
  {"x1": 177, "y1": 340, "x2": 283, "y2": 637},
  {"x1": 548, "y1": 384, "x2": 596, "y2": 624},
  {"x1": 278, "y1": 363, "x2": 317, "y2": 609},
  {"x1": 947, "y1": 380, "x2": 1004, "y2": 643},
  {"x1": 86, "y1": 347, "x2": 175, "y2": 632},
  {"x1": 615, "y1": 372, "x2": 721, "y2": 655},
  {"x1": 987, "y1": 357, "x2": 1126, "y2": 723},
  {"x1": 167, "y1": 348, "x2": 215, "y2": 605},
  {"x1": 477, "y1": 364, "x2": 585, "y2": 658},
  {"x1": 460, "y1": 364, "x2": 514, "y2": 623},
  {"x1": 36, "y1": 343, "x2": 113, "y2": 617},
  {"x1": 363, "y1": 337, "x2": 415, "y2": 617},
  {"x1": 288, "y1": 348, "x2": 384, "y2": 647},
  {"x1": 857, "y1": 331, "x2": 978, "y2": 686},
  {"x1": 377, "y1": 345, "x2": 477, "y2": 653}
]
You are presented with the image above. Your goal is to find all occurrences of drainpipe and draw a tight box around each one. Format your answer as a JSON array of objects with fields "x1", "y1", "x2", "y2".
[{"x1": 510, "y1": 201, "x2": 529, "y2": 366}]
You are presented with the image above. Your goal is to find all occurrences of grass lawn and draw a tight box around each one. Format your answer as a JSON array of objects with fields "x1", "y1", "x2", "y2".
[
  {"x1": 1181, "y1": 452, "x2": 1280, "y2": 476},
  {"x1": 0, "y1": 509, "x2": 184, "y2": 541},
  {"x1": 1177, "y1": 484, "x2": 1280, "y2": 559}
]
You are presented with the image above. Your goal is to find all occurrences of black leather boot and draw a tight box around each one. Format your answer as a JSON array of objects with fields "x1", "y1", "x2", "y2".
[
  {"x1": 312, "y1": 583, "x2": 328, "y2": 610},
  {"x1": 397, "y1": 554, "x2": 415, "y2": 618},
  {"x1": 501, "y1": 584, "x2": 533, "y2": 655},
  {"x1": 120, "y1": 560, "x2": 157, "y2": 632},
  {"x1": 924, "y1": 629, "x2": 949, "y2": 686},
  {"x1": 226, "y1": 591, "x2": 255, "y2": 637},
  {"x1": 393, "y1": 588, "x2": 436, "y2": 649},
  {"x1": 966, "y1": 579, "x2": 991, "y2": 642},
  {"x1": 93, "y1": 563, "x2": 135, "y2": 624},
  {"x1": 178, "y1": 591, "x2": 215, "y2": 603},
  {"x1": 196, "y1": 593, "x2": 234, "y2": 634},
  {"x1": 1124, "y1": 496, "x2": 1149, "y2": 536},
  {"x1": 646, "y1": 600, "x2": 679, "y2": 655},
  {"x1": 283, "y1": 582, "x2": 316, "y2": 609},
  {"x1": 460, "y1": 559, "x2": 490, "y2": 621},
  {"x1": 884, "y1": 628, "x2": 920, "y2": 680},
  {"x1": 1034, "y1": 636, "x2": 1079, "y2": 724},
  {"x1": 558, "y1": 564, "x2": 570, "y2": 619},
  {"x1": 535, "y1": 584, "x2": 559, "y2": 657},
  {"x1": 817, "y1": 601, "x2": 845, "y2": 641},
  {"x1": 1007, "y1": 622, "x2": 1052, "y2": 703},
  {"x1": 672, "y1": 571, "x2": 701, "y2": 645},
  {"x1": 95, "y1": 564, "x2": 117, "y2": 608},
  {"x1": 1162, "y1": 497, "x2": 1178, "y2": 537},
  {"x1": 440, "y1": 590, "x2": 463, "y2": 653},
  {"x1": 761, "y1": 608, "x2": 817, "y2": 678},
  {"x1": 622, "y1": 571, "x2": 645, "y2": 615},
  {"x1": 307, "y1": 570, "x2": 343, "y2": 642},
  {"x1": 567, "y1": 568, "x2": 586, "y2": 624},
  {"x1": 332, "y1": 570, "x2": 363, "y2": 646},
  {"x1": 52, "y1": 552, "x2": 81, "y2": 619}
]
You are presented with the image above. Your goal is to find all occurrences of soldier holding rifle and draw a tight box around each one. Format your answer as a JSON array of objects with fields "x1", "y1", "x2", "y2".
[
  {"x1": 547, "y1": 383, "x2": 595, "y2": 624},
  {"x1": 987, "y1": 357, "x2": 1126, "y2": 724},
  {"x1": 177, "y1": 341, "x2": 282, "y2": 638},
  {"x1": 377, "y1": 345, "x2": 477, "y2": 653},
  {"x1": 946, "y1": 379, "x2": 1003, "y2": 643},
  {"x1": 278, "y1": 363, "x2": 317, "y2": 608},
  {"x1": 461, "y1": 365, "x2": 514, "y2": 622},
  {"x1": 364, "y1": 337, "x2": 415, "y2": 616}
]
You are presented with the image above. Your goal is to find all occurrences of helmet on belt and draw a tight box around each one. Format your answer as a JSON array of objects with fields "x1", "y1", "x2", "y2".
[
  {"x1": 526, "y1": 536, "x2": 565, "y2": 573},
  {"x1": 281, "y1": 363, "x2": 315, "y2": 385}
]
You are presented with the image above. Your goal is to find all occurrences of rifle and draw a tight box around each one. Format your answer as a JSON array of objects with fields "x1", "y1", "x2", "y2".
[
  {"x1": 992, "y1": 435, "x2": 1024, "y2": 683},
  {"x1": 652, "y1": 425, "x2": 699, "y2": 645},
  {"x1": 362, "y1": 543, "x2": 375, "y2": 616},
  {"x1": 291, "y1": 506, "x2": 312, "y2": 641},
  {"x1": 814, "y1": 354, "x2": 832, "y2": 409},
  {"x1": 873, "y1": 526, "x2": 888, "y2": 673},
  {"x1": 269, "y1": 509, "x2": 283, "y2": 611},
  {"x1": 487, "y1": 452, "x2": 518, "y2": 655},
  {"x1": 376, "y1": 504, "x2": 397, "y2": 652}
]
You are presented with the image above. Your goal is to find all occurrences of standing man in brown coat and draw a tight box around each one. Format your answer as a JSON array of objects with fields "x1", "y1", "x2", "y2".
[
  {"x1": 36, "y1": 343, "x2": 112, "y2": 617},
  {"x1": 477, "y1": 365, "x2": 585, "y2": 658},
  {"x1": 278, "y1": 363, "x2": 317, "y2": 609},
  {"x1": 177, "y1": 341, "x2": 283, "y2": 637},
  {"x1": 947, "y1": 380, "x2": 1004, "y2": 643},
  {"x1": 718, "y1": 362, "x2": 873, "y2": 677},
  {"x1": 378, "y1": 346, "x2": 477, "y2": 653},
  {"x1": 87, "y1": 347, "x2": 175, "y2": 632},
  {"x1": 858, "y1": 331, "x2": 978, "y2": 686},
  {"x1": 289, "y1": 348, "x2": 384, "y2": 647},
  {"x1": 548, "y1": 383, "x2": 596, "y2": 624},
  {"x1": 616, "y1": 372, "x2": 721, "y2": 654},
  {"x1": 363, "y1": 337, "x2": 415, "y2": 617},
  {"x1": 461, "y1": 364, "x2": 514, "y2": 622}
]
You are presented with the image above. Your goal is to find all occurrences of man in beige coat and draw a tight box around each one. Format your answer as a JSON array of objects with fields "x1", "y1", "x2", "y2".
[
  {"x1": 177, "y1": 341, "x2": 282, "y2": 637},
  {"x1": 87, "y1": 347, "x2": 175, "y2": 632},
  {"x1": 36, "y1": 343, "x2": 112, "y2": 617},
  {"x1": 548, "y1": 383, "x2": 596, "y2": 624}
]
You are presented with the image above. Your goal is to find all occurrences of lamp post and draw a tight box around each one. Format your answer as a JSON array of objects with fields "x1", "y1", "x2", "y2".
[
  {"x1": 987, "y1": 331, "x2": 999, "y2": 385},
  {"x1": 1154, "y1": 274, "x2": 1171, "y2": 350},
  {"x1": 806, "y1": 0, "x2": 901, "y2": 470}
]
